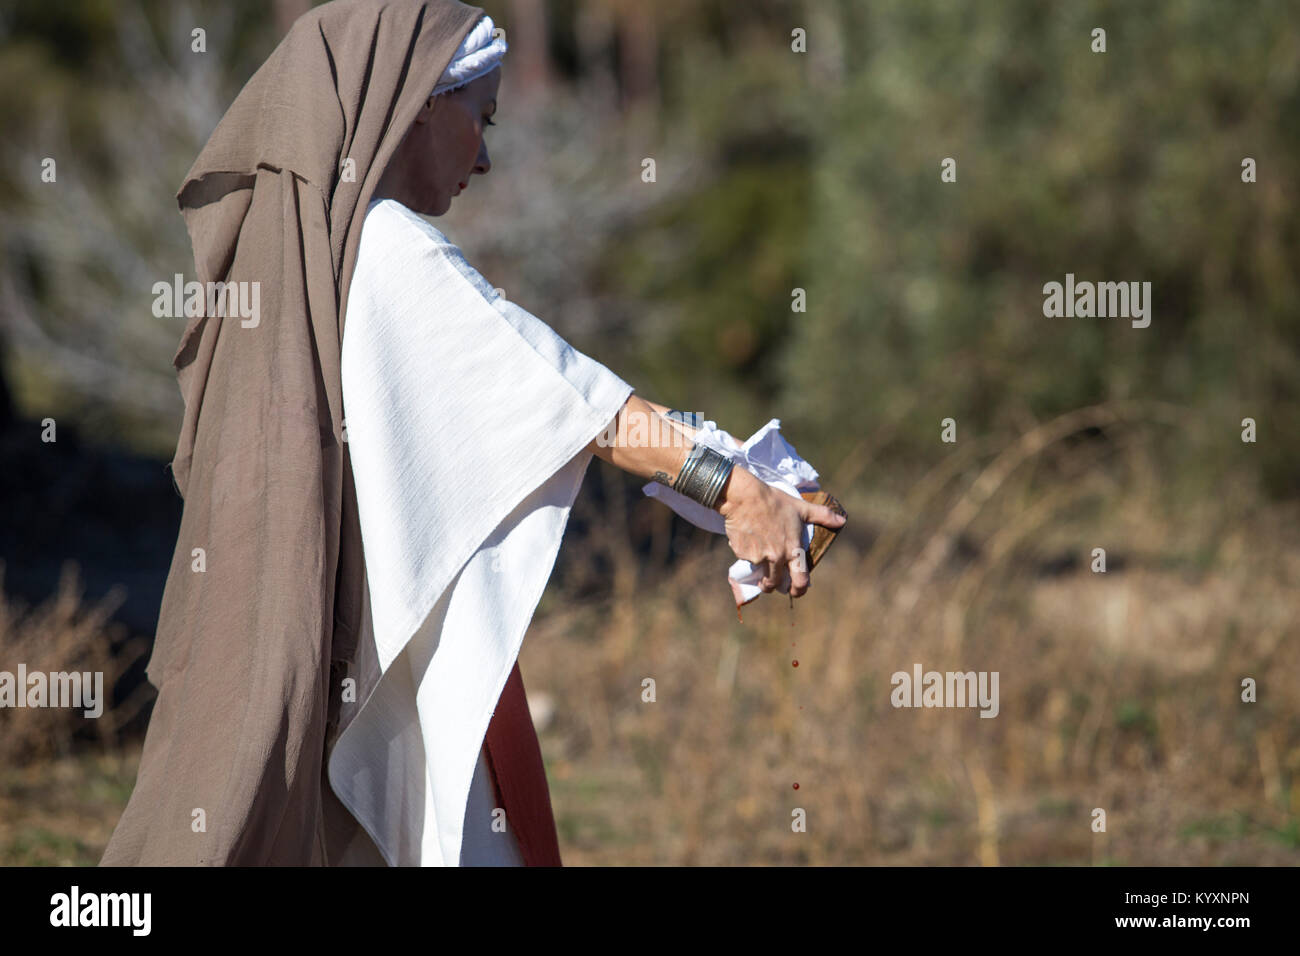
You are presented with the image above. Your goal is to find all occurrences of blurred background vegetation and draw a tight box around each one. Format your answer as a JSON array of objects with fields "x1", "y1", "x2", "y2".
[{"x1": 0, "y1": 0, "x2": 1296, "y2": 865}]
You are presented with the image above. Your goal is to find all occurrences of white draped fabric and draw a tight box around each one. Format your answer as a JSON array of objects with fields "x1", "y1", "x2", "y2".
[{"x1": 330, "y1": 199, "x2": 633, "y2": 865}]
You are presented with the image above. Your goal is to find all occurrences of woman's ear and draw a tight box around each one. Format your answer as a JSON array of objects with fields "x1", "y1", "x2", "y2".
[{"x1": 413, "y1": 94, "x2": 438, "y2": 124}]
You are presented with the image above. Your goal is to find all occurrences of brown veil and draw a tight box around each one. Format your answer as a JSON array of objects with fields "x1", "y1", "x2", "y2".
[{"x1": 102, "y1": 0, "x2": 486, "y2": 865}]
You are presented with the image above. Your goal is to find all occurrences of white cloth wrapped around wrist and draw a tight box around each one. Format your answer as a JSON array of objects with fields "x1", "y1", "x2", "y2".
[{"x1": 641, "y1": 418, "x2": 823, "y2": 605}]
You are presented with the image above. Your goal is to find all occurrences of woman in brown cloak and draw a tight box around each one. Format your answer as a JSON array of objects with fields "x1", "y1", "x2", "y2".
[{"x1": 100, "y1": 0, "x2": 844, "y2": 866}]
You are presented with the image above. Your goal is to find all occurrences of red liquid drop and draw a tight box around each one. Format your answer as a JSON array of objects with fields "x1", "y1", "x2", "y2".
[
  {"x1": 792, "y1": 660, "x2": 799, "y2": 667},
  {"x1": 736, "y1": 605, "x2": 743, "y2": 623},
  {"x1": 793, "y1": 783, "x2": 800, "y2": 790}
]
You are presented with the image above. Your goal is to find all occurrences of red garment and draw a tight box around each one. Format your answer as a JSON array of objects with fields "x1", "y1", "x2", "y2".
[{"x1": 483, "y1": 662, "x2": 563, "y2": 866}]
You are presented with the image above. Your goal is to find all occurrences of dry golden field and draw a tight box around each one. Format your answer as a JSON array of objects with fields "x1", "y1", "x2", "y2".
[{"x1": 4, "y1": 411, "x2": 1298, "y2": 866}]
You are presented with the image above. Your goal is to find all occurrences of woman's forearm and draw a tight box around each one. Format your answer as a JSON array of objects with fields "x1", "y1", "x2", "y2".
[
  {"x1": 585, "y1": 395, "x2": 694, "y2": 486},
  {"x1": 636, "y1": 399, "x2": 745, "y2": 452}
]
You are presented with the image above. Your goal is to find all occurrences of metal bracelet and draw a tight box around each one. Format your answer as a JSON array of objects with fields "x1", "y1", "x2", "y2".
[{"x1": 673, "y1": 442, "x2": 734, "y2": 510}]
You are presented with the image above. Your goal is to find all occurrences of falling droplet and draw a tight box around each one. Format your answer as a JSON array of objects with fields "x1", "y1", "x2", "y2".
[
  {"x1": 792, "y1": 660, "x2": 799, "y2": 667},
  {"x1": 736, "y1": 605, "x2": 743, "y2": 623},
  {"x1": 792, "y1": 783, "x2": 800, "y2": 790}
]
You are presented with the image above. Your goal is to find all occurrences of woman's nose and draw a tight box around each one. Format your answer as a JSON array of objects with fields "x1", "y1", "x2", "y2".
[{"x1": 475, "y1": 139, "x2": 490, "y2": 176}]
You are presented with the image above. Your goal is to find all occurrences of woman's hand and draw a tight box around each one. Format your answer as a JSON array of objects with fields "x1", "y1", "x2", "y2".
[
  {"x1": 584, "y1": 395, "x2": 844, "y2": 598},
  {"x1": 716, "y1": 465, "x2": 846, "y2": 598}
]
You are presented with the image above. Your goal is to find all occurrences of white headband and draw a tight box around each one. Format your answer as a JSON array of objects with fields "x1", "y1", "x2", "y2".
[{"x1": 431, "y1": 14, "x2": 507, "y2": 97}]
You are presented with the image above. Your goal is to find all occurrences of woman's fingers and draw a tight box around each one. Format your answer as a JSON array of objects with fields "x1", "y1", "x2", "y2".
[
  {"x1": 803, "y1": 500, "x2": 848, "y2": 530},
  {"x1": 763, "y1": 540, "x2": 814, "y2": 595},
  {"x1": 760, "y1": 554, "x2": 783, "y2": 592},
  {"x1": 724, "y1": 481, "x2": 840, "y2": 598},
  {"x1": 788, "y1": 542, "x2": 811, "y2": 596}
]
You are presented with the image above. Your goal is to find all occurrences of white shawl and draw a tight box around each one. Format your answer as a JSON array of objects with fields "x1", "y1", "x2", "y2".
[{"x1": 329, "y1": 199, "x2": 633, "y2": 865}]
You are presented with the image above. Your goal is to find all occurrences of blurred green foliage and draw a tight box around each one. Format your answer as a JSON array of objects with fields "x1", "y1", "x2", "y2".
[
  {"x1": 603, "y1": 0, "x2": 1300, "y2": 500},
  {"x1": 2, "y1": 0, "x2": 1297, "y2": 501}
]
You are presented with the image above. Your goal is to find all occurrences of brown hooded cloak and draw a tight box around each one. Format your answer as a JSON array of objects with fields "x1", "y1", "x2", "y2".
[{"x1": 101, "y1": 0, "x2": 515, "y2": 865}]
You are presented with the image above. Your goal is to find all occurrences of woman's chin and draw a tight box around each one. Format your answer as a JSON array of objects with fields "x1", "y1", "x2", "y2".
[{"x1": 402, "y1": 191, "x2": 449, "y2": 217}]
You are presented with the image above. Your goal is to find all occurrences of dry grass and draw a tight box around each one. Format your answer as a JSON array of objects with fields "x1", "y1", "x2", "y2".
[
  {"x1": 527, "y1": 408, "x2": 1300, "y2": 865},
  {"x1": 4, "y1": 406, "x2": 1298, "y2": 866},
  {"x1": 0, "y1": 562, "x2": 149, "y2": 766},
  {"x1": 0, "y1": 750, "x2": 139, "y2": 866},
  {"x1": 0, "y1": 563, "x2": 149, "y2": 865}
]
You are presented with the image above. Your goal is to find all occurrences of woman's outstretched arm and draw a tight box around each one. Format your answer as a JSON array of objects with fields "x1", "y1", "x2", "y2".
[{"x1": 584, "y1": 394, "x2": 846, "y2": 598}]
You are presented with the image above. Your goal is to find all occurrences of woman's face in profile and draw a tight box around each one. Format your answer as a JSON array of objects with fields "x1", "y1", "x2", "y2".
[{"x1": 376, "y1": 66, "x2": 500, "y2": 216}]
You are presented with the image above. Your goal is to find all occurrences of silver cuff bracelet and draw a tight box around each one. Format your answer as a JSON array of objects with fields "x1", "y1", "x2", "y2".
[{"x1": 673, "y1": 442, "x2": 734, "y2": 511}]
